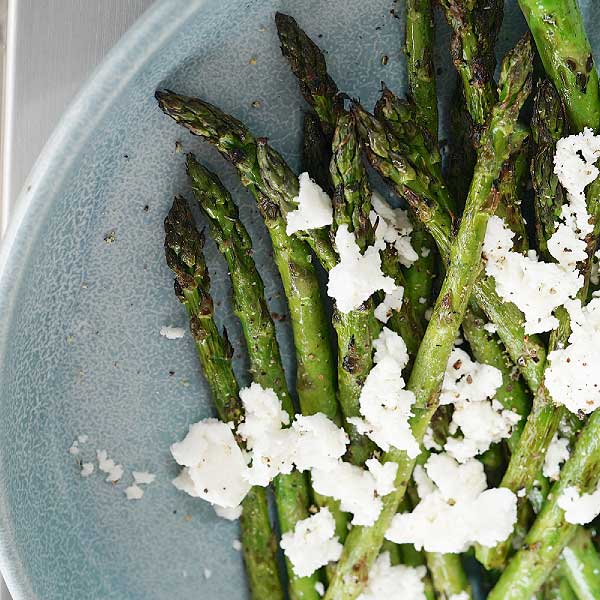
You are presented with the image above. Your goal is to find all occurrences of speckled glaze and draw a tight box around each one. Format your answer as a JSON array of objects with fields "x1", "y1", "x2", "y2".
[{"x1": 0, "y1": 1, "x2": 598, "y2": 598}]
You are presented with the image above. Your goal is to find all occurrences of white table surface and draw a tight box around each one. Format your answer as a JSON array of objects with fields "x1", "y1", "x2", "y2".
[{"x1": 0, "y1": 1, "x2": 154, "y2": 596}]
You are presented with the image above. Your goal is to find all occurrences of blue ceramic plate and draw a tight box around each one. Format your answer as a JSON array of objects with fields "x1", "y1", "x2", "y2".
[{"x1": 0, "y1": 1, "x2": 598, "y2": 598}]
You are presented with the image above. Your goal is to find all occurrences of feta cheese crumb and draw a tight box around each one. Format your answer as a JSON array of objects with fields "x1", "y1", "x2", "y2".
[
  {"x1": 238, "y1": 383, "x2": 294, "y2": 486},
  {"x1": 386, "y1": 453, "x2": 517, "y2": 552},
  {"x1": 357, "y1": 552, "x2": 427, "y2": 600},
  {"x1": 348, "y1": 328, "x2": 419, "y2": 457},
  {"x1": 483, "y1": 216, "x2": 582, "y2": 334},
  {"x1": 232, "y1": 539, "x2": 242, "y2": 551},
  {"x1": 132, "y1": 471, "x2": 156, "y2": 485},
  {"x1": 370, "y1": 192, "x2": 418, "y2": 267},
  {"x1": 125, "y1": 485, "x2": 144, "y2": 500},
  {"x1": 374, "y1": 286, "x2": 404, "y2": 323},
  {"x1": 160, "y1": 325, "x2": 185, "y2": 339},
  {"x1": 483, "y1": 322, "x2": 497, "y2": 335},
  {"x1": 214, "y1": 505, "x2": 243, "y2": 521},
  {"x1": 558, "y1": 485, "x2": 600, "y2": 525},
  {"x1": 543, "y1": 433, "x2": 570, "y2": 480},
  {"x1": 545, "y1": 297, "x2": 600, "y2": 414},
  {"x1": 280, "y1": 508, "x2": 343, "y2": 577},
  {"x1": 517, "y1": 488, "x2": 526, "y2": 498},
  {"x1": 285, "y1": 172, "x2": 333, "y2": 235},
  {"x1": 312, "y1": 458, "x2": 397, "y2": 526},
  {"x1": 328, "y1": 225, "x2": 396, "y2": 313},
  {"x1": 315, "y1": 581, "x2": 325, "y2": 596},
  {"x1": 291, "y1": 413, "x2": 348, "y2": 472},
  {"x1": 80, "y1": 463, "x2": 94, "y2": 477},
  {"x1": 170, "y1": 419, "x2": 251, "y2": 508},
  {"x1": 97, "y1": 450, "x2": 123, "y2": 482},
  {"x1": 439, "y1": 349, "x2": 518, "y2": 462}
]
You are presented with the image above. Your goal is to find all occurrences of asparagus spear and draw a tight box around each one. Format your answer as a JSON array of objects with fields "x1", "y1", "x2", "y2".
[
  {"x1": 275, "y1": 12, "x2": 341, "y2": 134},
  {"x1": 186, "y1": 157, "x2": 349, "y2": 555},
  {"x1": 561, "y1": 528, "x2": 600, "y2": 600},
  {"x1": 156, "y1": 91, "x2": 339, "y2": 423},
  {"x1": 543, "y1": 570, "x2": 578, "y2": 600},
  {"x1": 324, "y1": 36, "x2": 532, "y2": 600},
  {"x1": 488, "y1": 409, "x2": 600, "y2": 599},
  {"x1": 405, "y1": 0, "x2": 438, "y2": 138},
  {"x1": 164, "y1": 196, "x2": 283, "y2": 600},
  {"x1": 302, "y1": 111, "x2": 334, "y2": 196},
  {"x1": 517, "y1": 0, "x2": 600, "y2": 132},
  {"x1": 353, "y1": 97, "x2": 546, "y2": 396}
]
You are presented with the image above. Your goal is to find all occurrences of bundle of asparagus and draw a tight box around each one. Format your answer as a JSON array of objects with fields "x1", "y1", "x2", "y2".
[{"x1": 158, "y1": 2, "x2": 600, "y2": 598}]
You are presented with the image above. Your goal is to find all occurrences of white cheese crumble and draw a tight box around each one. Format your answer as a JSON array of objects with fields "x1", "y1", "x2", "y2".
[
  {"x1": 483, "y1": 216, "x2": 583, "y2": 334},
  {"x1": 285, "y1": 172, "x2": 333, "y2": 235},
  {"x1": 370, "y1": 191, "x2": 418, "y2": 267},
  {"x1": 232, "y1": 539, "x2": 242, "y2": 551},
  {"x1": 545, "y1": 297, "x2": 600, "y2": 414},
  {"x1": 133, "y1": 471, "x2": 156, "y2": 485},
  {"x1": 160, "y1": 325, "x2": 185, "y2": 339},
  {"x1": 374, "y1": 286, "x2": 404, "y2": 323},
  {"x1": 440, "y1": 349, "x2": 518, "y2": 462},
  {"x1": 214, "y1": 504, "x2": 243, "y2": 521},
  {"x1": 386, "y1": 453, "x2": 517, "y2": 552},
  {"x1": 80, "y1": 463, "x2": 94, "y2": 477},
  {"x1": 328, "y1": 225, "x2": 396, "y2": 313},
  {"x1": 97, "y1": 450, "x2": 124, "y2": 483},
  {"x1": 238, "y1": 383, "x2": 294, "y2": 486},
  {"x1": 311, "y1": 458, "x2": 397, "y2": 526},
  {"x1": 280, "y1": 508, "x2": 343, "y2": 577},
  {"x1": 170, "y1": 419, "x2": 251, "y2": 508},
  {"x1": 558, "y1": 485, "x2": 600, "y2": 525},
  {"x1": 542, "y1": 433, "x2": 570, "y2": 480},
  {"x1": 125, "y1": 485, "x2": 144, "y2": 500},
  {"x1": 348, "y1": 328, "x2": 419, "y2": 457},
  {"x1": 483, "y1": 322, "x2": 497, "y2": 335},
  {"x1": 291, "y1": 413, "x2": 349, "y2": 472},
  {"x1": 315, "y1": 581, "x2": 325, "y2": 597},
  {"x1": 357, "y1": 552, "x2": 427, "y2": 600}
]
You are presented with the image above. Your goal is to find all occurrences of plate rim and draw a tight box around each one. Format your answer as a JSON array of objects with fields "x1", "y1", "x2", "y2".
[{"x1": 0, "y1": 1, "x2": 206, "y2": 597}]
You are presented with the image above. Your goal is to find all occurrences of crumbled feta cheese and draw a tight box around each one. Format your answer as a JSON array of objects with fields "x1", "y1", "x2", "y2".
[
  {"x1": 160, "y1": 325, "x2": 185, "y2": 339},
  {"x1": 238, "y1": 383, "x2": 294, "y2": 486},
  {"x1": 424, "y1": 308, "x2": 433, "y2": 321},
  {"x1": 440, "y1": 348, "x2": 503, "y2": 405},
  {"x1": 357, "y1": 552, "x2": 427, "y2": 600},
  {"x1": 554, "y1": 128, "x2": 600, "y2": 200},
  {"x1": 543, "y1": 433, "x2": 570, "y2": 480},
  {"x1": 232, "y1": 539, "x2": 242, "y2": 551},
  {"x1": 421, "y1": 247, "x2": 431, "y2": 258},
  {"x1": 280, "y1": 508, "x2": 343, "y2": 577},
  {"x1": 558, "y1": 485, "x2": 600, "y2": 525},
  {"x1": 291, "y1": 413, "x2": 348, "y2": 472},
  {"x1": 97, "y1": 450, "x2": 124, "y2": 482},
  {"x1": 445, "y1": 400, "x2": 520, "y2": 463},
  {"x1": 171, "y1": 419, "x2": 251, "y2": 508},
  {"x1": 285, "y1": 172, "x2": 333, "y2": 235},
  {"x1": 132, "y1": 471, "x2": 156, "y2": 485},
  {"x1": 370, "y1": 192, "x2": 418, "y2": 267},
  {"x1": 348, "y1": 328, "x2": 419, "y2": 457},
  {"x1": 517, "y1": 488, "x2": 526, "y2": 498},
  {"x1": 374, "y1": 286, "x2": 404, "y2": 323},
  {"x1": 80, "y1": 463, "x2": 94, "y2": 477},
  {"x1": 125, "y1": 485, "x2": 144, "y2": 500},
  {"x1": 315, "y1": 582, "x2": 325, "y2": 597},
  {"x1": 328, "y1": 225, "x2": 396, "y2": 313},
  {"x1": 483, "y1": 216, "x2": 582, "y2": 334},
  {"x1": 438, "y1": 349, "x2": 517, "y2": 461},
  {"x1": 449, "y1": 593, "x2": 470, "y2": 600},
  {"x1": 215, "y1": 504, "x2": 243, "y2": 521},
  {"x1": 483, "y1": 322, "x2": 497, "y2": 335},
  {"x1": 528, "y1": 483, "x2": 544, "y2": 514},
  {"x1": 386, "y1": 454, "x2": 517, "y2": 552},
  {"x1": 311, "y1": 459, "x2": 397, "y2": 526},
  {"x1": 545, "y1": 297, "x2": 600, "y2": 414},
  {"x1": 423, "y1": 427, "x2": 442, "y2": 452}
]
